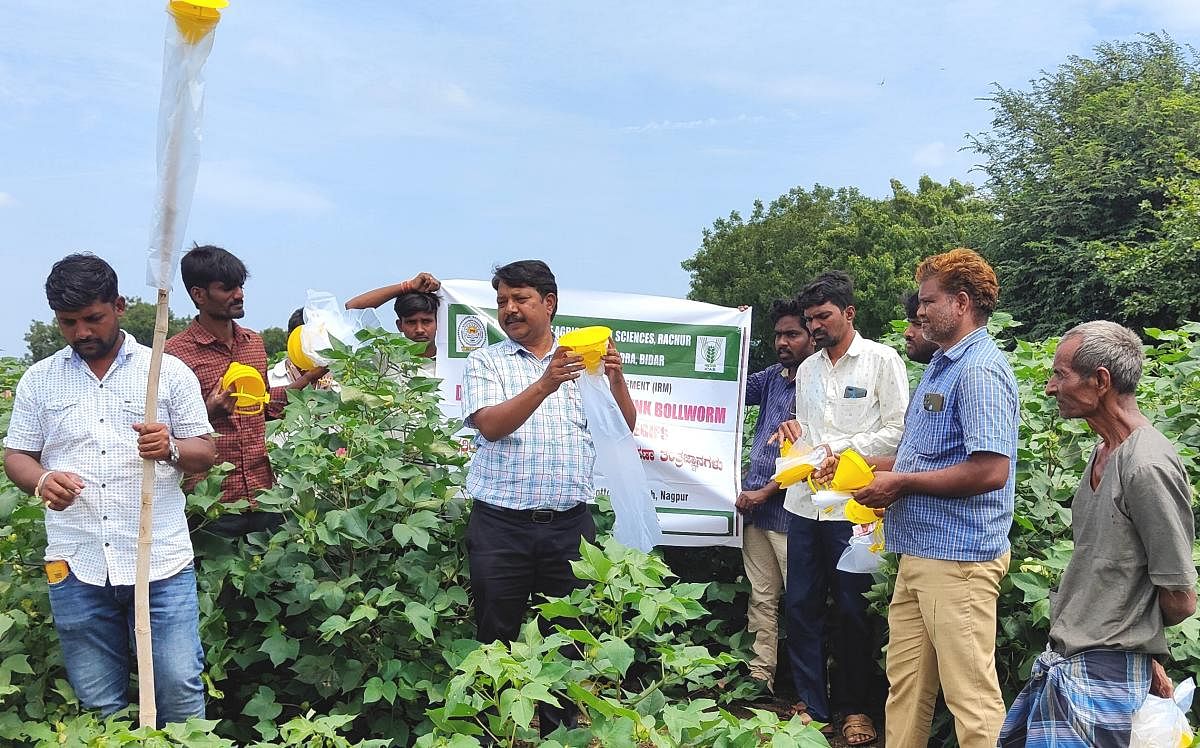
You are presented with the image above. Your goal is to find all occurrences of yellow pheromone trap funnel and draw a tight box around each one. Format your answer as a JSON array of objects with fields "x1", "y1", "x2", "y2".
[{"x1": 559, "y1": 326, "x2": 612, "y2": 374}]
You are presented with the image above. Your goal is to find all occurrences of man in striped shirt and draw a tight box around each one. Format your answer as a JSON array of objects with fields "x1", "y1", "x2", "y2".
[
  {"x1": 853, "y1": 248, "x2": 1019, "y2": 748},
  {"x1": 737, "y1": 297, "x2": 815, "y2": 694}
]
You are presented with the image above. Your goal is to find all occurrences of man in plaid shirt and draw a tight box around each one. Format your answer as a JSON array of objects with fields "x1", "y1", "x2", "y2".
[
  {"x1": 462, "y1": 259, "x2": 636, "y2": 739},
  {"x1": 166, "y1": 244, "x2": 326, "y2": 537}
]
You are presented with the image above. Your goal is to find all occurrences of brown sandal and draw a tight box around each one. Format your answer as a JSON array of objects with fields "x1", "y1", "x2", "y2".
[
  {"x1": 842, "y1": 713, "x2": 877, "y2": 746},
  {"x1": 790, "y1": 703, "x2": 835, "y2": 737}
]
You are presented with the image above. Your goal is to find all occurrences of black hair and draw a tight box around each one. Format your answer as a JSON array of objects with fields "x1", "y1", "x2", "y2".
[
  {"x1": 491, "y1": 260, "x2": 557, "y2": 299},
  {"x1": 768, "y1": 297, "x2": 807, "y2": 328},
  {"x1": 45, "y1": 253, "x2": 119, "y2": 311},
  {"x1": 903, "y1": 290, "x2": 919, "y2": 320},
  {"x1": 287, "y1": 307, "x2": 305, "y2": 334},
  {"x1": 796, "y1": 270, "x2": 855, "y2": 312},
  {"x1": 180, "y1": 244, "x2": 248, "y2": 295},
  {"x1": 394, "y1": 292, "x2": 441, "y2": 320}
]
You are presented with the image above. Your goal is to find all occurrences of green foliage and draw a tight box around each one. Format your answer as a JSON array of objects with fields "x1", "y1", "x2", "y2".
[
  {"x1": 194, "y1": 330, "x2": 472, "y2": 745},
  {"x1": 682, "y1": 177, "x2": 995, "y2": 369},
  {"x1": 972, "y1": 32, "x2": 1200, "y2": 339},
  {"x1": 6, "y1": 317, "x2": 1200, "y2": 745},
  {"x1": 23, "y1": 297, "x2": 191, "y2": 362},
  {"x1": 420, "y1": 537, "x2": 828, "y2": 747},
  {"x1": 260, "y1": 326, "x2": 288, "y2": 358}
]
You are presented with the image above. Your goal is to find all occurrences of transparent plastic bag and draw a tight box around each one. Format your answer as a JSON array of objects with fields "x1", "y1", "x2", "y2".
[
  {"x1": 145, "y1": 2, "x2": 222, "y2": 289},
  {"x1": 772, "y1": 445, "x2": 829, "y2": 488},
  {"x1": 1131, "y1": 677, "x2": 1195, "y2": 748},
  {"x1": 578, "y1": 372, "x2": 663, "y2": 552},
  {"x1": 300, "y1": 290, "x2": 381, "y2": 366},
  {"x1": 836, "y1": 523, "x2": 885, "y2": 574}
]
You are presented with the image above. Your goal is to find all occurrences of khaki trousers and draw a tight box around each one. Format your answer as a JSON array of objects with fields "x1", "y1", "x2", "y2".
[
  {"x1": 741, "y1": 523, "x2": 789, "y2": 688},
  {"x1": 884, "y1": 552, "x2": 1009, "y2": 748}
]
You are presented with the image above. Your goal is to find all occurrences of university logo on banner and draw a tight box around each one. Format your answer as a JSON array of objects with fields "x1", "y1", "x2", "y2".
[
  {"x1": 694, "y1": 336, "x2": 726, "y2": 373},
  {"x1": 456, "y1": 314, "x2": 488, "y2": 353}
]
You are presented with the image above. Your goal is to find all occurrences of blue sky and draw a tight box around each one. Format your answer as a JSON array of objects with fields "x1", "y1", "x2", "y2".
[{"x1": 2, "y1": 1, "x2": 1198, "y2": 357}]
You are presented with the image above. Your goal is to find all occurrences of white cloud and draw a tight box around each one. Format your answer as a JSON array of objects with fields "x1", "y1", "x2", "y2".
[
  {"x1": 912, "y1": 141, "x2": 949, "y2": 169},
  {"x1": 622, "y1": 113, "x2": 767, "y2": 134},
  {"x1": 0, "y1": 192, "x2": 14, "y2": 208},
  {"x1": 195, "y1": 161, "x2": 333, "y2": 215}
]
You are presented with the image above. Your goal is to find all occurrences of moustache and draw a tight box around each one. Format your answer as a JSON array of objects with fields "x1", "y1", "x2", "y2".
[{"x1": 504, "y1": 315, "x2": 523, "y2": 325}]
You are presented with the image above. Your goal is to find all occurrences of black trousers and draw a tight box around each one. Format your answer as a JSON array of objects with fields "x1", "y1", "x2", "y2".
[
  {"x1": 785, "y1": 516, "x2": 882, "y2": 722},
  {"x1": 467, "y1": 501, "x2": 595, "y2": 736}
]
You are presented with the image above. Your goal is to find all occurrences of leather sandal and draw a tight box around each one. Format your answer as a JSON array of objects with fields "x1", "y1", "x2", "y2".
[{"x1": 841, "y1": 713, "x2": 877, "y2": 746}]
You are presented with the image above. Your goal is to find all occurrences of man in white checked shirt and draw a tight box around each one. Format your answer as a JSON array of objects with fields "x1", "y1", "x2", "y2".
[
  {"x1": 3, "y1": 254, "x2": 217, "y2": 726},
  {"x1": 462, "y1": 259, "x2": 636, "y2": 739}
]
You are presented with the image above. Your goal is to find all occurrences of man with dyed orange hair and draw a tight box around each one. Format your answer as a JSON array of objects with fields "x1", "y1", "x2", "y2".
[{"x1": 851, "y1": 248, "x2": 1018, "y2": 748}]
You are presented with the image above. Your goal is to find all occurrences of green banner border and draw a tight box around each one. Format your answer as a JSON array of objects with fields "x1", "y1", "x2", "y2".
[{"x1": 446, "y1": 303, "x2": 742, "y2": 382}]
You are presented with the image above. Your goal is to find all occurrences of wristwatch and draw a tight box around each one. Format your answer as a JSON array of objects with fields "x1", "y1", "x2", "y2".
[{"x1": 166, "y1": 437, "x2": 180, "y2": 465}]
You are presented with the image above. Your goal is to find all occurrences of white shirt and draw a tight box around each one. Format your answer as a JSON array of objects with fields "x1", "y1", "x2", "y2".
[
  {"x1": 784, "y1": 332, "x2": 909, "y2": 519},
  {"x1": 4, "y1": 333, "x2": 212, "y2": 586}
]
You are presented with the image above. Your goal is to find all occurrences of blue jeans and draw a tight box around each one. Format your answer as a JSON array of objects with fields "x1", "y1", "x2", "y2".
[
  {"x1": 785, "y1": 516, "x2": 880, "y2": 722},
  {"x1": 48, "y1": 564, "x2": 205, "y2": 726}
]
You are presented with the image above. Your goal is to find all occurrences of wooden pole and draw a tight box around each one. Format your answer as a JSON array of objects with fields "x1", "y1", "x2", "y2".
[
  {"x1": 135, "y1": 3, "x2": 222, "y2": 727},
  {"x1": 135, "y1": 289, "x2": 172, "y2": 728}
]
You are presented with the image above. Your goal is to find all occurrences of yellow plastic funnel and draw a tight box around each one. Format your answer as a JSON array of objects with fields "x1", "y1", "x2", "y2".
[
  {"x1": 774, "y1": 461, "x2": 816, "y2": 488},
  {"x1": 221, "y1": 362, "x2": 269, "y2": 416},
  {"x1": 168, "y1": 0, "x2": 227, "y2": 45},
  {"x1": 288, "y1": 326, "x2": 316, "y2": 371},
  {"x1": 830, "y1": 449, "x2": 874, "y2": 492},
  {"x1": 558, "y1": 326, "x2": 612, "y2": 374},
  {"x1": 844, "y1": 498, "x2": 883, "y2": 525}
]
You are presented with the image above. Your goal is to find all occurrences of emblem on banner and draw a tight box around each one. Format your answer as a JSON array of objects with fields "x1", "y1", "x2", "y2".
[
  {"x1": 694, "y1": 336, "x2": 726, "y2": 373},
  {"x1": 456, "y1": 314, "x2": 488, "y2": 352}
]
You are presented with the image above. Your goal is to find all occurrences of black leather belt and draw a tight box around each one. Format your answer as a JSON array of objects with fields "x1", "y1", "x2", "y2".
[{"x1": 474, "y1": 501, "x2": 587, "y2": 524}]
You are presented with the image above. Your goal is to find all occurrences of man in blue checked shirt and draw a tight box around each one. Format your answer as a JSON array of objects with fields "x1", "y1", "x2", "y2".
[
  {"x1": 461, "y1": 259, "x2": 636, "y2": 739},
  {"x1": 1000, "y1": 321, "x2": 1196, "y2": 747},
  {"x1": 736, "y1": 297, "x2": 815, "y2": 695},
  {"x1": 851, "y1": 248, "x2": 1018, "y2": 748}
]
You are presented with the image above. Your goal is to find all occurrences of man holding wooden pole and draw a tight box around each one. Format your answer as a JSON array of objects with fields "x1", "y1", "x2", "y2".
[{"x1": 3, "y1": 254, "x2": 217, "y2": 726}]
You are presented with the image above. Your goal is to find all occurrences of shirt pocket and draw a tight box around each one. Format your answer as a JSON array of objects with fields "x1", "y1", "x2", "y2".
[
  {"x1": 834, "y1": 386, "x2": 874, "y2": 427},
  {"x1": 116, "y1": 398, "x2": 172, "y2": 432},
  {"x1": 44, "y1": 399, "x2": 81, "y2": 438}
]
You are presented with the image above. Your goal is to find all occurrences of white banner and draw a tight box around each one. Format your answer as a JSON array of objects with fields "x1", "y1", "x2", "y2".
[{"x1": 435, "y1": 280, "x2": 752, "y2": 547}]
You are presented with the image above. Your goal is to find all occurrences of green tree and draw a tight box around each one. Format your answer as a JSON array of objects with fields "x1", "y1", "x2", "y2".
[
  {"x1": 23, "y1": 297, "x2": 191, "y2": 362},
  {"x1": 682, "y1": 176, "x2": 995, "y2": 369},
  {"x1": 972, "y1": 32, "x2": 1200, "y2": 339},
  {"x1": 260, "y1": 326, "x2": 287, "y2": 358}
]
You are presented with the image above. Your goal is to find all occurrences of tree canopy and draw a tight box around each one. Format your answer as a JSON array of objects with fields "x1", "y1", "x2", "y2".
[
  {"x1": 972, "y1": 32, "x2": 1200, "y2": 339},
  {"x1": 682, "y1": 176, "x2": 994, "y2": 369}
]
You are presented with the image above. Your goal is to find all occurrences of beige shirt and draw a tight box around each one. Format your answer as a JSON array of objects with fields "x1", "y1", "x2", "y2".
[{"x1": 784, "y1": 332, "x2": 909, "y2": 519}]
